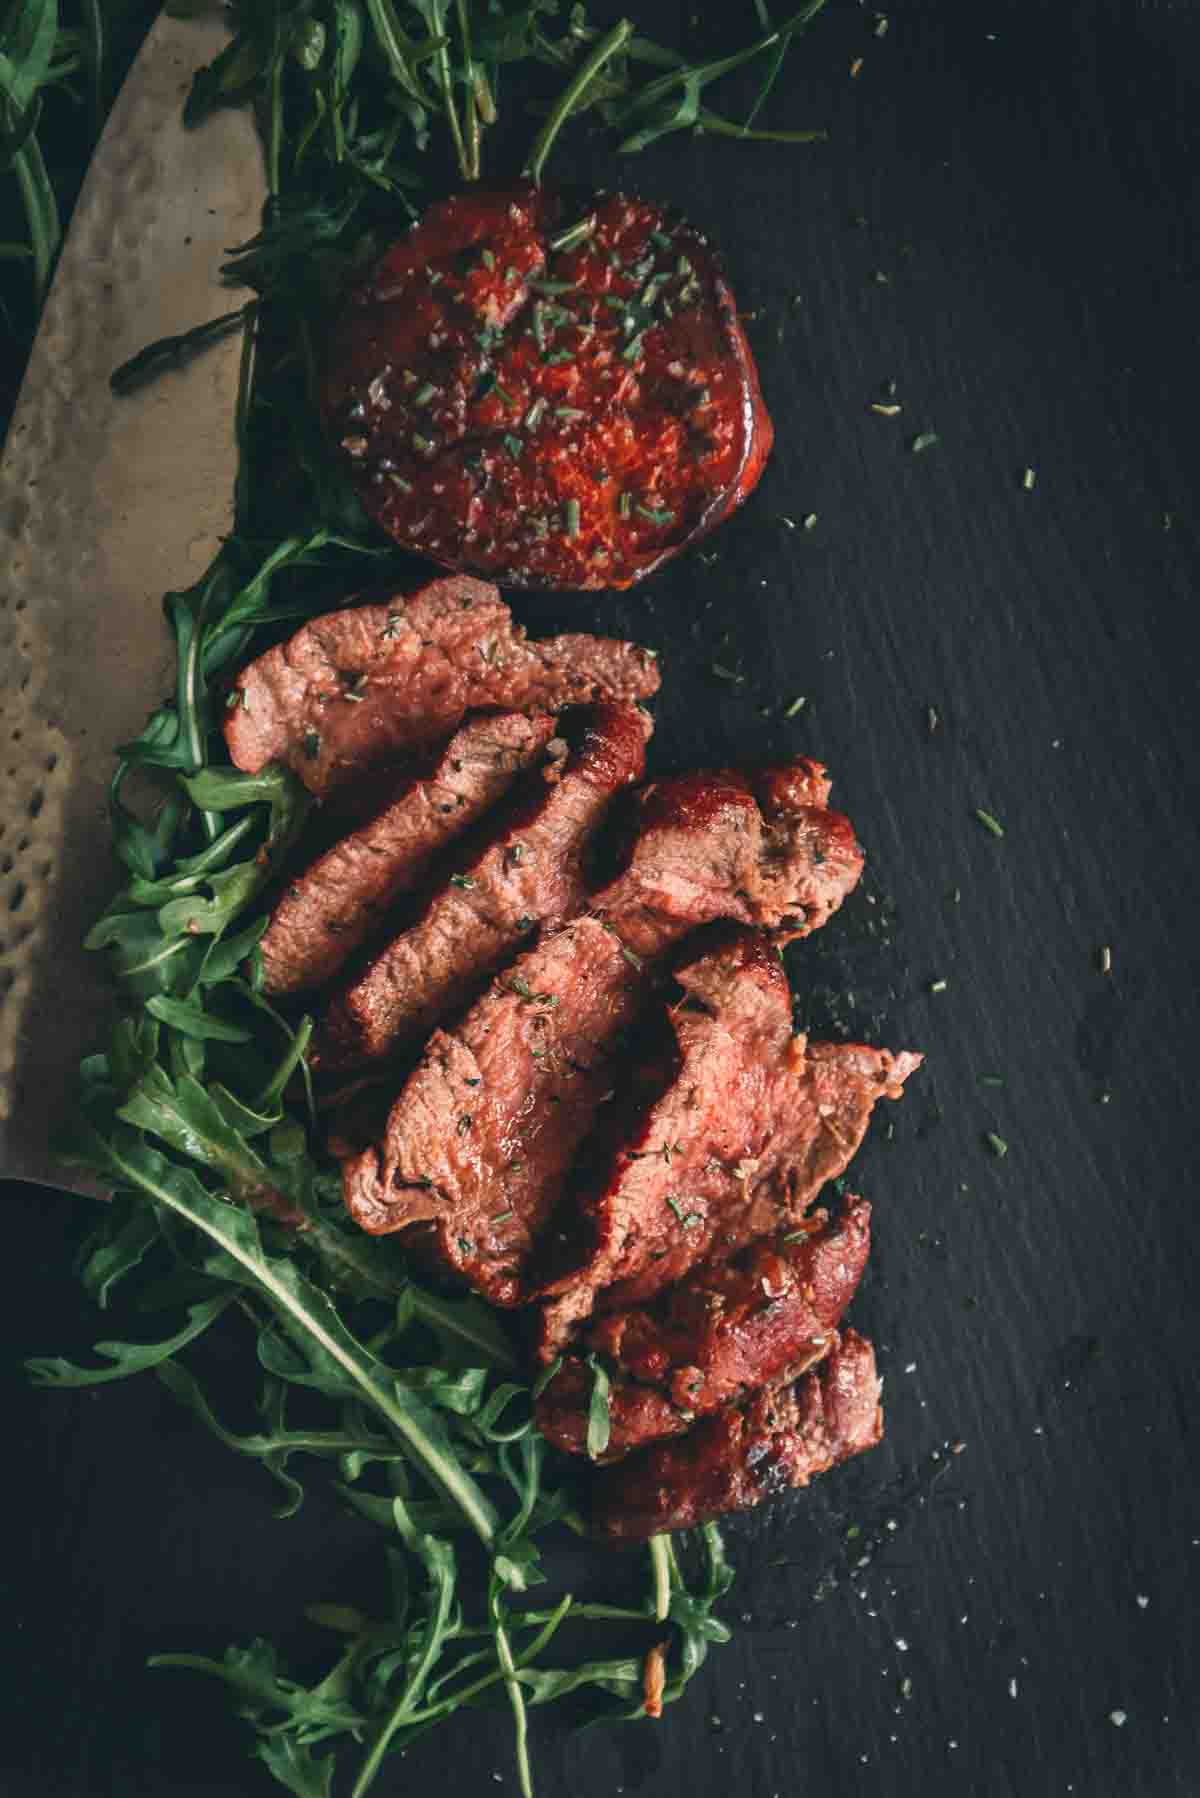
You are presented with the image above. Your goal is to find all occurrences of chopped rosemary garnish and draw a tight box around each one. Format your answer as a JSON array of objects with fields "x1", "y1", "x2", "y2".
[
  {"x1": 564, "y1": 498, "x2": 581, "y2": 538},
  {"x1": 985, "y1": 1132, "x2": 1009, "y2": 1159},
  {"x1": 910, "y1": 431, "x2": 939, "y2": 453},
  {"x1": 450, "y1": 874, "x2": 477, "y2": 890},
  {"x1": 785, "y1": 695, "x2": 807, "y2": 717},
  {"x1": 503, "y1": 433, "x2": 523, "y2": 460},
  {"x1": 636, "y1": 504, "x2": 675, "y2": 525},
  {"x1": 973, "y1": 807, "x2": 1005, "y2": 838}
]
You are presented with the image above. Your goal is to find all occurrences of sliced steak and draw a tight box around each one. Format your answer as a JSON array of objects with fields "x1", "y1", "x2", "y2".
[
  {"x1": 536, "y1": 929, "x2": 919, "y2": 1358},
  {"x1": 535, "y1": 1197, "x2": 871, "y2": 1461},
  {"x1": 316, "y1": 704, "x2": 649, "y2": 1071},
  {"x1": 224, "y1": 575, "x2": 660, "y2": 798},
  {"x1": 260, "y1": 711, "x2": 556, "y2": 996},
  {"x1": 341, "y1": 762, "x2": 865, "y2": 1301},
  {"x1": 594, "y1": 761, "x2": 863, "y2": 957},
  {"x1": 591, "y1": 1329, "x2": 883, "y2": 1540},
  {"x1": 320, "y1": 184, "x2": 772, "y2": 591}
]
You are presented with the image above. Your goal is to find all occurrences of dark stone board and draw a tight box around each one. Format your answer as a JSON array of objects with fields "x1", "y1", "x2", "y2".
[{"x1": 3, "y1": 2, "x2": 1198, "y2": 1794}]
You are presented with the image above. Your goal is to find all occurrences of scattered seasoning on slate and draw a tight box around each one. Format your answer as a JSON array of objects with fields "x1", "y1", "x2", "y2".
[
  {"x1": 928, "y1": 978, "x2": 948, "y2": 994},
  {"x1": 803, "y1": 511, "x2": 819, "y2": 530},
  {"x1": 850, "y1": 56, "x2": 864, "y2": 77},
  {"x1": 985, "y1": 1131, "x2": 1009, "y2": 1159},
  {"x1": 875, "y1": 12, "x2": 890, "y2": 35},
  {"x1": 873, "y1": 269, "x2": 891, "y2": 285},
  {"x1": 910, "y1": 430, "x2": 939, "y2": 453},
  {"x1": 785, "y1": 695, "x2": 807, "y2": 717},
  {"x1": 979, "y1": 1075, "x2": 1004, "y2": 1087},
  {"x1": 1099, "y1": 944, "x2": 1112, "y2": 975},
  {"x1": 1109, "y1": 1711, "x2": 1128, "y2": 1729},
  {"x1": 973, "y1": 807, "x2": 1005, "y2": 837},
  {"x1": 779, "y1": 514, "x2": 797, "y2": 530},
  {"x1": 870, "y1": 401, "x2": 903, "y2": 417},
  {"x1": 711, "y1": 661, "x2": 744, "y2": 684},
  {"x1": 1022, "y1": 466, "x2": 1037, "y2": 490},
  {"x1": 926, "y1": 704, "x2": 940, "y2": 734}
]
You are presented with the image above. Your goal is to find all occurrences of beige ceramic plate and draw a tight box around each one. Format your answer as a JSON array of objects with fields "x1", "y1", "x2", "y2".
[{"x1": 0, "y1": 14, "x2": 266, "y2": 1186}]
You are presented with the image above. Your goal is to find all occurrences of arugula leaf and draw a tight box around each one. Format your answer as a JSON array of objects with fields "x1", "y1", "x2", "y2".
[
  {"x1": 78, "y1": 1200, "x2": 162, "y2": 1309},
  {"x1": 584, "y1": 1352, "x2": 612, "y2": 1460},
  {"x1": 25, "y1": 1293, "x2": 233, "y2": 1386}
]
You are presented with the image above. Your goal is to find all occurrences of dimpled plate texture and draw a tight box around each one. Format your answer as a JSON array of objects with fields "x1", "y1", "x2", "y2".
[{"x1": 0, "y1": 15, "x2": 265, "y2": 1186}]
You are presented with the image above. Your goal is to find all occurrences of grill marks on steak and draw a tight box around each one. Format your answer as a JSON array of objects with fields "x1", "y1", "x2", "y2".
[
  {"x1": 316, "y1": 704, "x2": 649, "y2": 1071},
  {"x1": 591, "y1": 1329, "x2": 883, "y2": 1540},
  {"x1": 339, "y1": 762, "x2": 865, "y2": 1302},
  {"x1": 536, "y1": 929, "x2": 920, "y2": 1358},
  {"x1": 535, "y1": 1197, "x2": 871, "y2": 1461},
  {"x1": 260, "y1": 711, "x2": 557, "y2": 995},
  {"x1": 223, "y1": 576, "x2": 660, "y2": 798},
  {"x1": 321, "y1": 186, "x2": 772, "y2": 591}
]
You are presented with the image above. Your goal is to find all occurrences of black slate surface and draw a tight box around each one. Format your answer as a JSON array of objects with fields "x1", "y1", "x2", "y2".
[{"x1": 4, "y1": 2, "x2": 1199, "y2": 1795}]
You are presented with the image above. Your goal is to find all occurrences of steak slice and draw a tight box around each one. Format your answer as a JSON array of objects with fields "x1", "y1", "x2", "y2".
[
  {"x1": 535, "y1": 1196, "x2": 871, "y2": 1461},
  {"x1": 591, "y1": 1329, "x2": 883, "y2": 1540},
  {"x1": 535, "y1": 929, "x2": 920, "y2": 1358},
  {"x1": 320, "y1": 184, "x2": 772, "y2": 591},
  {"x1": 594, "y1": 761, "x2": 863, "y2": 957},
  {"x1": 260, "y1": 711, "x2": 556, "y2": 996},
  {"x1": 316, "y1": 704, "x2": 649, "y2": 1071},
  {"x1": 224, "y1": 575, "x2": 660, "y2": 798},
  {"x1": 341, "y1": 762, "x2": 865, "y2": 1301}
]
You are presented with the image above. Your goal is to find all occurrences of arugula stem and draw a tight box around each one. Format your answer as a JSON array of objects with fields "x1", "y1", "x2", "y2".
[
  {"x1": 350, "y1": 1563, "x2": 455, "y2": 1797},
  {"x1": 254, "y1": 1016, "x2": 313, "y2": 1110},
  {"x1": 455, "y1": 0, "x2": 482, "y2": 179},
  {"x1": 699, "y1": 111, "x2": 827, "y2": 143},
  {"x1": 524, "y1": 18, "x2": 635, "y2": 185},
  {"x1": 89, "y1": 1135, "x2": 499, "y2": 1548},
  {"x1": 432, "y1": 20, "x2": 469, "y2": 182},
  {"x1": 649, "y1": 1534, "x2": 671, "y2": 1623},
  {"x1": 491, "y1": 1584, "x2": 534, "y2": 1798}
]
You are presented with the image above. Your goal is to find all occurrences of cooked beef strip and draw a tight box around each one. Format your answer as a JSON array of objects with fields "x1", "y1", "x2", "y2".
[
  {"x1": 341, "y1": 762, "x2": 865, "y2": 1303},
  {"x1": 594, "y1": 761, "x2": 862, "y2": 958},
  {"x1": 260, "y1": 711, "x2": 556, "y2": 996},
  {"x1": 315, "y1": 704, "x2": 650, "y2": 1072},
  {"x1": 535, "y1": 928, "x2": 920, "y2": 1358},
  {"x1": 224, "y1": 575, "x2": 660, "y2": 799},
  {"x1": 320, "y1": 185, "x2": 772, "y2": 591},
  {"x1": 591, "y1": 1329, "x2": 882, "y2": 1539},
  {"x1": 535, "y1": 1196, "x2": 871, "y2": 1461}
]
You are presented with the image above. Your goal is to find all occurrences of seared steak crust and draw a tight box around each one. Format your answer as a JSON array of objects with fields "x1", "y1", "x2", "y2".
[
  {"x1": 316, "y1": 704, "x2": 649, "y2": 1071},
  {"x1": 320, "y1": 185, "x2": 772, "y2": 591},
  {"x1": 341, "y1": 764, "x2": 865, "y2": 1301},
  {"x1": 536, "y1": 929, "x2": 919, "y2": 1357},
  {"x1": 260, "y1": 711, "x2": 556, "y2": 995},
  {"x1": 591, "y1": 1329, "x2": 883, "y2": 1539},
  {"x1": 224, "y1": 576, "x2": 660, "y2": 797},
  {"x1": 535, "y1": 1197, "x2": 871, "y2": 1460}
]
